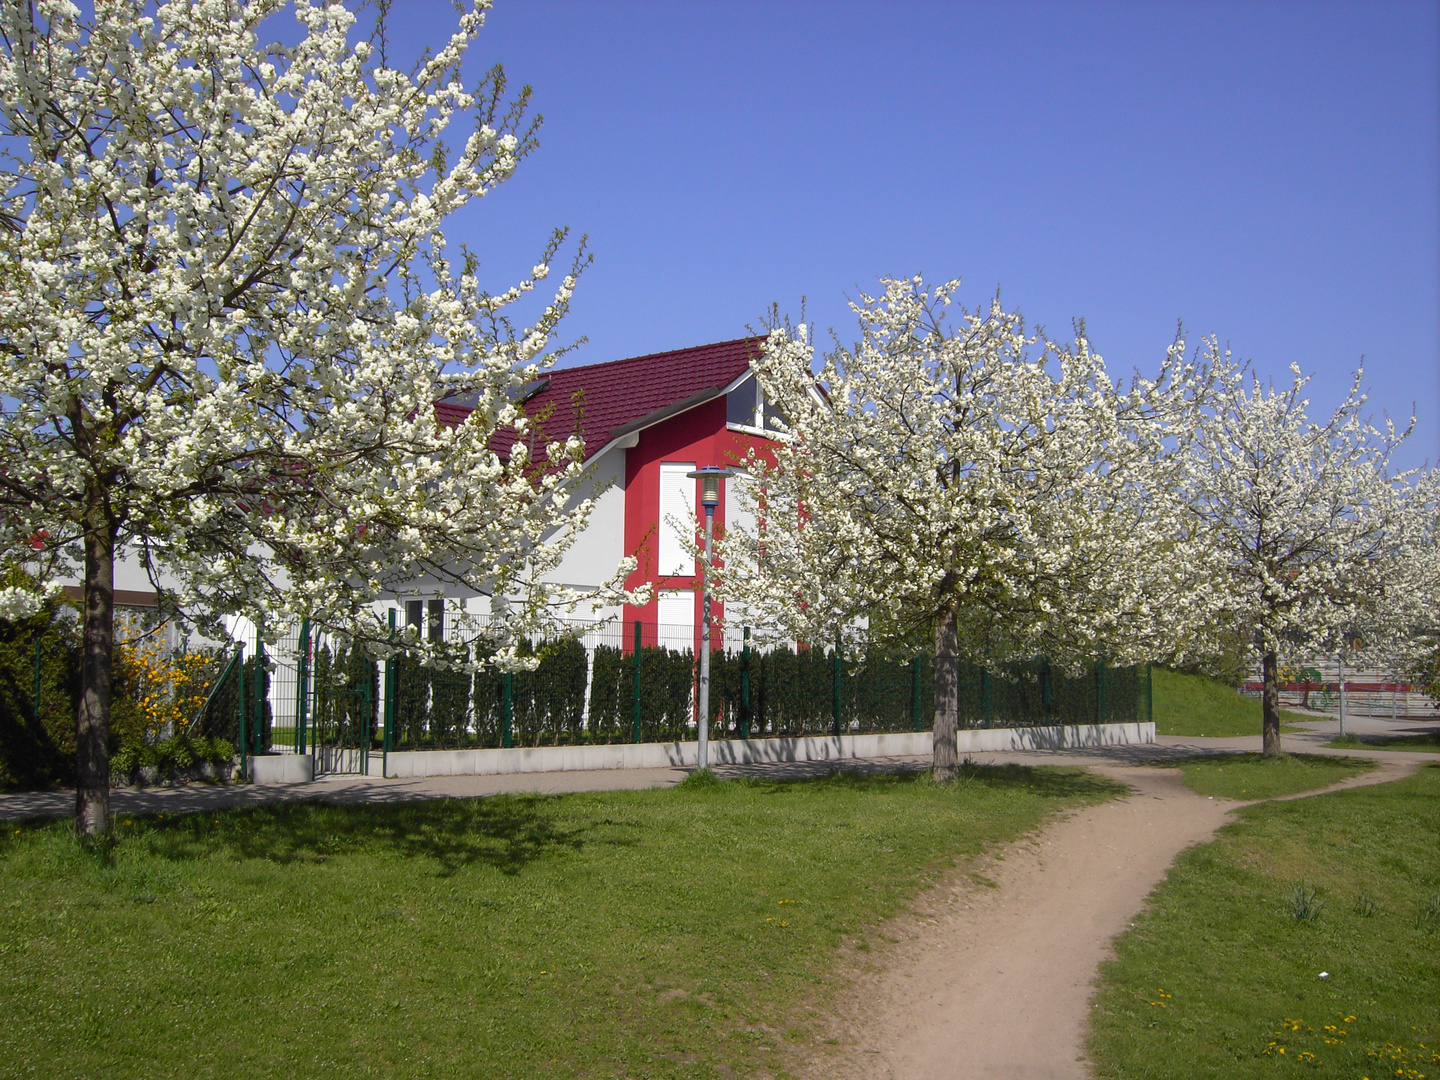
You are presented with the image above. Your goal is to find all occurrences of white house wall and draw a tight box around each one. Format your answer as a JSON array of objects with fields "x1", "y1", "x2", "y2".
[{"x1": 539, "y1": 444, "x2": 628, "y2": 592}]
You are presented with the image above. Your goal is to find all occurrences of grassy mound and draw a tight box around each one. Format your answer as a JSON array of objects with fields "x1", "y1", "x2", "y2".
[
  {"x1": 1170, "y1": 752, "x2": 1375, "y2": 800},
  {"x1": 1153, "y1": 667, "x2": 1312, "y2": 738},
  {"x1": 1327, "y1": 731, "x2": 1440, "y2": 753}
]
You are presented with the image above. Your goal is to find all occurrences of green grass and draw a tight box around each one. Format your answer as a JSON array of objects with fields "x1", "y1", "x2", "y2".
[
  {"x1": 0, "y1": 764, "x2": 1121, "y2": 1080},
  {"x1": 1089, "y1": 763, "x2": 1440, "y2": 1080},
  {"x1": 1171, "y1": 753, "x2": 1376, "y2": 800},
  {"x1": 1326, "y1": 731, "x2": 1440, "y2": 753},
  {"x1": 1153, "y1": 668, "x2": 1314, "y2": 738}
]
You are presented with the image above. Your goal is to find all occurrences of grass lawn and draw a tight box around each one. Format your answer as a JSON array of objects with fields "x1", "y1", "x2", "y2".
[
  {"x1": 0, "y1": 764, "x2": 1121, "y2": 1080},
  {"x1": 1153, "y1": 668, "x2": 1315, "y2": 738},
  {"x1": 1089, "y1": 763, "x2": 1440, "y2": 1080},
  {"x1": 1170, "y1": 753, "x2": 1376, "y2": 801},
  {"x1": 1326, "y1": 731, "x2": 1440, "y2": 753}
]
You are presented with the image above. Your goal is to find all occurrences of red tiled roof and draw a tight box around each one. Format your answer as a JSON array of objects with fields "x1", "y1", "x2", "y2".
[{"x1": 472, "y1": 337, "x2": 763, "y2": 463}]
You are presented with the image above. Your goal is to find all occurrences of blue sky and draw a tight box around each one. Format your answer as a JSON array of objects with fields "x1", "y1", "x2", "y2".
[{"x1": 392, "y1": 0, "x2": 1439, "y2": 471}]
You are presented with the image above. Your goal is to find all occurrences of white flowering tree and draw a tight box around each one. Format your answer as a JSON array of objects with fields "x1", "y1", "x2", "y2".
[
  {"x1": 714, "y1": 278, "x2": 1218, "y2": 779},
  {"x1": 0, "y1": 0, "x2": 636, "y2": 835},
  {"x1": 1184, "y1": 354, "x2": 1421, "y2": 755},
  {"x1": 1393, "y1": 469, "x2": 1440, "y2": 698}
]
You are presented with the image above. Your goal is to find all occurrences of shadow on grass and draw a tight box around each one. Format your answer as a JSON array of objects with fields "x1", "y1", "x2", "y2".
[
  {"x1": 714, "y1": 760, "x2": 1124, "y2": 801},
  {"x1": 8, "y1": 762, "x2": 1126, "y2": 874},
  {"x1": 1326, "y1": 732, "x2": 1440, "y2": 751},
  {"x1": 949, "y1": 761, "x2": 1126, "y2": 799},
  {"x1": 135, "y1": 795, "x2": 601, "y2": 877},
  {"x1": 1145, "y1": 751, "x2": 1376, "y2": 769}
]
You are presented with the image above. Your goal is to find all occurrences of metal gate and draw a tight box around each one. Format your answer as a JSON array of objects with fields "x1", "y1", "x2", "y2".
[{"x1": 291, "y1": 621, "x2": 378, "y2": 776}]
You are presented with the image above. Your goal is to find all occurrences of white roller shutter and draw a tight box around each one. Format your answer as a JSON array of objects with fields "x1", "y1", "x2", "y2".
[
  {"x1": 658, "y1": 462, "x2": 696, "y2": 577},
  {"x1": 657, "y1": 589, "x2": 695, "y2": 652}
]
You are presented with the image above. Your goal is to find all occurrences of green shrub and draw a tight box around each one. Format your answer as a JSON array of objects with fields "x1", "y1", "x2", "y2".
[
  {"x1": 510, "y1": 638, "x2": 588, "y2": 746},
  {"x1": 311, "y1": 641, "x2": 377, "y2": 752},
  {"x1": 586, "y1": 644, "x2": 629, "y2": 742},
  {"x1": 110, "y1": 733, "x2": 235, "y2": 782},
  {"x1": 0, "y1": 601, "x2": 82, "y2": 789}
]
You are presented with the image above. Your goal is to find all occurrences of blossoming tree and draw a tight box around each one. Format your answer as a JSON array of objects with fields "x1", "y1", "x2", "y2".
[
  {"x1": 1184, "y1": 354, "x2": 1421, "y2": 755},
  {"x1": 714, "y1": 278, "x2": 1218, "y2": 779},
  {"x1": 1394, "y1": 469, "x2": 1440, "y2": 699},
  {"x1": 0, "y1": 0, "x2": 634, "y2": 835}
]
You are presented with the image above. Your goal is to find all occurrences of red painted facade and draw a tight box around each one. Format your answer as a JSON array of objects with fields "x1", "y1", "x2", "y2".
[{"x1": 621, "y1": 396, "x2": 773, "y2": 647}]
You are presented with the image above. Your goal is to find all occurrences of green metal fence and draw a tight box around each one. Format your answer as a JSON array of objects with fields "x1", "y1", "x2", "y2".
[
  {"x1": 184, "y1": 613, "x2": 1153, "y2": 770},
  {"x1": 362, "y1": 616, "x2": 1149, "y2": 751},
  {"x1": 0, "y1": 610, "x2": 1153, "y2": 789}
]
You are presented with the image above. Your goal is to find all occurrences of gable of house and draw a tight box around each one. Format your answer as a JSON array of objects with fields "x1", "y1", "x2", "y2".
[
  {"x1": 449, "y1": 337, "x2": 764, "y2": 468},
  {"x1": 430, "y1": 337, "x2": 783, "y2": 646}
]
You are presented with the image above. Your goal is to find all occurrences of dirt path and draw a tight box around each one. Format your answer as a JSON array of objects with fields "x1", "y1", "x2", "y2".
[{"x1": 803, "y1": 756, "x2": 1421, "y2": 1080}]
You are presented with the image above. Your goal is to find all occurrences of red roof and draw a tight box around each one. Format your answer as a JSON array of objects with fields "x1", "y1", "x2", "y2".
[{"x1": 455, "y1": 337, "x2": 762, "y2": 464}]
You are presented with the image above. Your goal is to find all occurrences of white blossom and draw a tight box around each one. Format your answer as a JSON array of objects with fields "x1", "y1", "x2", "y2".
[
  {"x1": 1181, "y1": 353, "x2": 1425, "y2": 752},
  {"x1": 0, "y1": 0, "x2": 638, "y2": 830},
  {"x1": 712, "y1": 278, "x2": 1218, "y2": 776}
]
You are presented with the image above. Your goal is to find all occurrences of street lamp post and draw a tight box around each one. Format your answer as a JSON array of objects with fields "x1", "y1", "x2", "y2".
[{"x1": 687, "y1": 466, "x2": 735, "y2": 772}]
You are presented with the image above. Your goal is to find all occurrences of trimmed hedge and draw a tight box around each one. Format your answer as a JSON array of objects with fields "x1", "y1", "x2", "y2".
[
  {"x1": 0, "y1": 607, "x2": 81, "y2": 789},
  {"x1": 111, "y1": 734, "x2": 234, "y2": 779},
  {"x1": 587, "y1": 644, "x2": 694, "y2": 744}
]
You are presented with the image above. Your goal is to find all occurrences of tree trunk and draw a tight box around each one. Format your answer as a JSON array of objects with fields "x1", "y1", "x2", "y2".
[
  {"x1": 932, "y1": 606, "x2": 959, "y2": 781},
  {"x1": 1261, "y1": 649, "x2": 1283, "y2": 757},
  {"x1": 75, "y1": 504, "x2": 116, "y2": 837}
]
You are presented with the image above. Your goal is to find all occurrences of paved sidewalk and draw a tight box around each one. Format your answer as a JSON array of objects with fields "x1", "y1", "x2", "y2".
[
  {"x1": 0, "y1": 764, "x2": 694, "y2": 821},
  {"x1": 4, "y1": 723, "x2": 1434, "y2": 823}
]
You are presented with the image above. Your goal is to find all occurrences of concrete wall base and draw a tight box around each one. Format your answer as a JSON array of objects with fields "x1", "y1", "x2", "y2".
[
  {"x1": 248, "y1": 753, "x2": 314, "y2": 784},
  {"x1": 237, "y1": 723, "x2": 1156, "y2": 783},
  {"x1": 956, "y1": 722, "x2": 1155, "y2": 753},
  {"x1": 314, "y1": 747, "x2": 368, "y2": 775},
  {"x1": 382, "y1": 722, "x2": 1154, "y2": 779}
]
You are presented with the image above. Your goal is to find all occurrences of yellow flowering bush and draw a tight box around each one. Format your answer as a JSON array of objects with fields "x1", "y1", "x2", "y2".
[{"x1": 113, "y1": 636, "x2": 222, "y2": 743}]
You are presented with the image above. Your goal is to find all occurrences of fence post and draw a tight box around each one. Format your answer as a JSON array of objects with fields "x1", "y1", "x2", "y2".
[
  {"x1": 1095, "y1": 661, "x2": 1107, "y2": 725},
  {"x1": 631, "y1": 620, "x2": 642, "y2": 744},
  {"x1": 832, "y1": 636, "x2": 842, "y2": 739},
  {"x1": 982, "y1": 667, "x2": 993, "y2": 729},
  {"x1": 253, "y1": 632, "x2": 267, "y2": 757},
  {"x1": 384, "y1": 609, "x2": 396, "y2": 773},
  {"x1": 740, "y1": 626, "x2": 751, "y2": 740},
  {"x1": 1145, "y1": 663, "x2": 1153, "y2": 725},
  {"x1": 295, "y1": 617, "x2": 311, "y2": 754},
  {"x1": 502, "y1": 671, "x2": 514, "y2": 749},
  {"x1": 360, "y1": 653, "x2": 372, "y2": 776},
  {"x1": 33, "y1": 635, "x2": 41, "y2": 724},
  {"x1": 236, "y1": 642, "x2": 247, "y2": 781},
  {"x1": 1042, "y1": 658, "x2": 1053, "y2": 725},
  {"x1": 911, "y1": 654, "x2": 923, "y2": 731}
]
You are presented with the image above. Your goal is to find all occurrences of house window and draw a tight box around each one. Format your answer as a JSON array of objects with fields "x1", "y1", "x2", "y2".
[
  {"x1": 726, "y1": 376, "x2": 757, "y2": 427},
  {"x1": 726, "y1": 374, "x2": 786, "y2": 433},
  {"x1": 762, "y1": 389, "x2": 785, "y2": 432},
  {"x1": 406, "y1": 598, "x2": 445, "y2": 643},
  {"x1": 658, "y1": 462, "x2": 696, "y2": 577}
]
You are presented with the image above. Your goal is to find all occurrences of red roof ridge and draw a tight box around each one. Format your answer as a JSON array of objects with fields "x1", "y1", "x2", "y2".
[
  {"x1": 477, "y1": 335, "x2": 765, "y2": 465},
  {"x1": 545, "y1": 335, "x2": 762, "y2": 379}
]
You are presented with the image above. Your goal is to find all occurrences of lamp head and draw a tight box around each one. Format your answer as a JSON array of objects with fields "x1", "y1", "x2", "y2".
[{"x1": 686, "y1": 465, "x2": 737, "y2": 509}]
